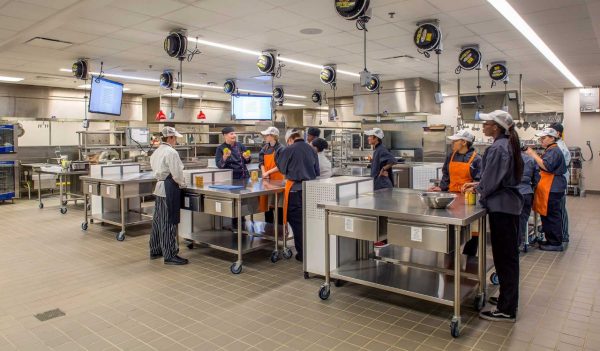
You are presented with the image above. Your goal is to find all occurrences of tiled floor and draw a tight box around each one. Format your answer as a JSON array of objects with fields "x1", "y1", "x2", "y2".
[{"x1": 0, "y1": 195, "x2": 599, "y2": 351}]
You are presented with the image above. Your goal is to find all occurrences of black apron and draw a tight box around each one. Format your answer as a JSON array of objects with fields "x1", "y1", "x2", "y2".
[{"x1": 164, "y1": 174, "x2": 181, "y2": 225}]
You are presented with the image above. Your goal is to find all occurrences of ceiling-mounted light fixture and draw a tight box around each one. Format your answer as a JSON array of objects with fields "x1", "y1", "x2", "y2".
[
  {"x1": 456, "y1": 45, "x2": 482, "y2": 74},
  {"x1": 223, "y1": 79, "x2": 236, "y2": 95},
  {"x1": 334, "y1": 0, "x2": 371, "y2": 20},
  {"x1": 488, "y1": 61, "x2": 509, "y2": 82},
  {"x1": 365, "y1": 74, "x2": 380, "y2": 92},
  {"x1": 72, "y1": 59, "x2": 88, "y2": 80},
  {"x1": 0, "y1": 76, "x2": 24, "y2": 82},
  {"x1": 273, "y1": 86, "x2": 284, "y2": 102},
  {"x1": 414, "y1": 21, "x2": 443, "y2": 58},
  {"x1": 164, "y1": 30, "x2": 188, "y2": 59},
  {"x1": 320, "y1": 65, "x2": 336, "y2": 86},
  {"x1": 159, "y1": 71, "x2": 174, "y2": 89},
  {"x1": 487, "y1": 0, "x2": 582, "y2": 88}
]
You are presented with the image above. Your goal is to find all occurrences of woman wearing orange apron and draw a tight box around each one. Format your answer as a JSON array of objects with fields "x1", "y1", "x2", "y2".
[
  {"x1": 258, "y1": 127, "x2": 285, "y2": 225},
  {"x1": 430, "y1": 130, "x2": 481, "y2": 256},
  {"x1": 525, "y1": 128, "x2": 567, "y2": 251}
]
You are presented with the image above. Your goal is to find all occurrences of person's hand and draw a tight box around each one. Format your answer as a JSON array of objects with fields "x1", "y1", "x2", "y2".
[
  {"x1": 525, "y1": 147, "x2": 536, "y2": 157},
  {"x1": 262, "y1": 172, "x2": 270, "y2": 179},
  {"x1": 243, "y1": 150, "x2": 251, "y2": 160},
  {"x1": 461, "y1": 182, "x2": 478, "y2": 194},
  {"x1": 222, "y1": 148, "x2": 231, "y2": 160},
  {"x1": 367, "y1": 155, "x2": 373, "y2": 161},
  {"x1": 428, "y1": 186, "x2": 442, "y2": 192},
  {"x1": 379, "y1": 169, "x2": 388, "y2": 177}
]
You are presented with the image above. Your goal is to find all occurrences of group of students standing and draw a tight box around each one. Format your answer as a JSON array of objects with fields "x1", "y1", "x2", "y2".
[
  {"x1": 215, "y1": 126, "x2": 332, "y2": 262},
  {"x1": 432, "y1": 110, "x2": 570, "y2": 323}
]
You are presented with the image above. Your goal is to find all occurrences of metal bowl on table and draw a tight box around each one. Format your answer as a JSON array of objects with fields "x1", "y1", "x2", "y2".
[{"x1": 419, "y1": 192, "x2": 457, "y2": 209}]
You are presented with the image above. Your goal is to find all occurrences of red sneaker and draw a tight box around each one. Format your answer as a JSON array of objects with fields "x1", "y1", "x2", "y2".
[{"x1": 374, "y1": 240, "x2": 388, "y2": 248}]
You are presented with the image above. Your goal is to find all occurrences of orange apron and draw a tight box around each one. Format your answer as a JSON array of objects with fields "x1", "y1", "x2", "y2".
[
  {"x1": 259, "y1": 151, "x2": 284, "y2": 210},
  {"x1": 448, "y1": 151, "x2": 477, "y2": 192},
  {"x1": 533, "y1": 144, "x2": 557, "y2": 216}
]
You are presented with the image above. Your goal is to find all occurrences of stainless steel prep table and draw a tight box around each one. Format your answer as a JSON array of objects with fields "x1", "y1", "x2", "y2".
[
  {"x1": 318, "y1": 188, "x2": 488, "y2": 338},
  {"x1": 182, "y1": 179, "x2": 286, "y2": 274},
  {"x1": 23, "y1": 163, "x2": 88, "y2": 214},
  {"x1": 80, "y1": 173, "x2": 156, "y2": 241}
]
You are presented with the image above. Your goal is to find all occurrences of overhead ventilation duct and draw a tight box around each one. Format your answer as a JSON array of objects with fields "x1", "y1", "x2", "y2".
[
  {"x1": 459, "y1": 90, "x2": 520, "y2": 121},
  {"x1": 353, "y1": 78, "x2": 440, "y2": 116}
]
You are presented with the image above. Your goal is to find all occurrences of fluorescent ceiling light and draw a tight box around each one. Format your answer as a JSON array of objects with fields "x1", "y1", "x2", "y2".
[
  {"x1": 487, "y1": 0, "x2": 583, "y2": 88},
  {"x1": 77, "y1": 83, "x2": 129, "y2": 91},
  {"x1": 164, "y1": 93, "x2": 200, "y2": 98},
  {"x1": 187, "y1": 37, "x2": 360, "y2": 78},
  {"x1": 0, "y1": 75, "x2": 24, "y2": 82},
  {"x1": 283, "y1": 103, "x2": 306, "y2": 107}
]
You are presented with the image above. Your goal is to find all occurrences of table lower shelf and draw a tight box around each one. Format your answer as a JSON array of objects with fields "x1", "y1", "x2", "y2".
[
  {"x1": 183, "y1": 230, "x2": 275, "y2": 255},
  {"x1": 90, "y1": 211, "x2": 152, "y2": 227},
  {"x1": 331, "y1": 259, "x2": 478, "y2": 306}
]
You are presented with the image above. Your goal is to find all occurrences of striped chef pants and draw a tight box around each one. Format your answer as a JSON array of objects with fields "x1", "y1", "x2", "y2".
[{"x1": 149, "y1": 196, "x2": 179, "y2": 260}]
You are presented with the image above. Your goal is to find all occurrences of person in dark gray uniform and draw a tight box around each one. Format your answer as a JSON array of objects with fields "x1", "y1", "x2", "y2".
[
  {"x1": 277, "y1": 129, "x2": 319, "y2": 262},
  {"x1": 365, "y1": 128, "x2": 397, "y2": 190},
  {"x1": 464, "y1": 110, "x2": 524, "y2": 322},
  {"x1": 518, "y1": 150, "x2": 540, "y2": 249}
]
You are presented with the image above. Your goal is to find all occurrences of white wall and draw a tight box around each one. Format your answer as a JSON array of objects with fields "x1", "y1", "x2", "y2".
[{"x1": 563, "y1": 88, "x2": 599, "y2": 191}]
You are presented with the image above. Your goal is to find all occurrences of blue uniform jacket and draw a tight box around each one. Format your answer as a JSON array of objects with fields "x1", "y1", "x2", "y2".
[
  {"x1": 215, "y1": 142, "x2": 251, "y2": 179},
  {"x1": 542, "y1": 144, "x2": 567, "y2": 193},
  {"x1": 277, "y1": 139, "x2": 319, "y2": 191},
  {"x1": 371, "y1": 143, "x2": 397, "y2": 190}
]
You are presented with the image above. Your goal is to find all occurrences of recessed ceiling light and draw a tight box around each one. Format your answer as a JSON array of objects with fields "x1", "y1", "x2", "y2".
[
  {"x1": 0, "y1": 76, "x2": 24, "y2": 82},
  {"x1": 487, "y1": 0, "x2": 583, "y2": 88},
  {"x1": 300, "y1": 28, "x2": 323, "y2": 35}
]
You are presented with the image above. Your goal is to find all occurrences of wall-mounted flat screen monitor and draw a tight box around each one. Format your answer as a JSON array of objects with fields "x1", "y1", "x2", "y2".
[
  {"x1": 232, "y1": 94, "x2": 272, "y2": 120},
  {"x1": 89, "y1": 76, "x2": 124, "y2": 116}
]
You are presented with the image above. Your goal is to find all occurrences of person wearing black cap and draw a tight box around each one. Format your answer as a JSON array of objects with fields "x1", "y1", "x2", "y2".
[
  {"x1": 277, "y1": 129, "x2": 319, "y2": 262},
  {"x1": 549, "y1": 123, "x2": 571, "y2": 243},
  {"x1": 311, "y1": 138, "x2": 332, "y2": 179},
  {"x1": 306, "y1": 127, "x2": 321, "y2": 144},
  {"x1": 215, "y1": 127, "x2": 251, "y2": 229}
]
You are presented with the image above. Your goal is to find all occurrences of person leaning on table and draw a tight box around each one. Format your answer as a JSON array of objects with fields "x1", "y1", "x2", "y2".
[
  {"x1": 463, "y1": 110, "x2": 524, "y2": 322},
  {"x1": 149, "y1": 126, "x2": 188, "y2": 265},
  {"x1": 525, "y1": 128, "x2": 567, "y2": 251}
]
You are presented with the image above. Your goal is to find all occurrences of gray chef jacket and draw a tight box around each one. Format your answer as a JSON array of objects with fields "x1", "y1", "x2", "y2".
[
  {"x1": 277, "y1": 139, "x2": 319, "y2": 191},
  {"x1": 371, "y1": 142, "x2": 397, "y2": 190},
  {"x1": 476, "y1": 135, "x2": 523, "y2": 215},
  {"x1": 518, "y1": 152, "x2": 540, "y2": 195}
]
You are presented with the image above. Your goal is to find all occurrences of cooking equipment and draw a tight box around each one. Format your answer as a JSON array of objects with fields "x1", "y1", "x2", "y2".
[{"x1": 419, "y1": 192, "x2": 457, "y2": 209}]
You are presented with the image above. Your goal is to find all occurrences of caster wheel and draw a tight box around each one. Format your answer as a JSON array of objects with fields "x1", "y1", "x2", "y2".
[
  {"x1": 303, "y1": 272, "x2": 310, "y2": 279},
  {"x1": 39, "y1": 203, "x2": 44, "y2": 209},
  {"x1": 318, "y1": 285, "x2": 330, "y2": 300},
  {"x1": 60, "y1": 208, "x2": 67, "y2": 214},
  {"x1": 90, "y1": 219, "x2": 94, "y2": 224},
  {"x1": 282, "y1": 248, "x2": 293, "y2": 259},
  {"x1": 490, "y1": 272, "x2": 499, "y2": 285},
  {"x1": 116, "y1": 232, "x2": 125, "y2": 241},
  {"x1": 270, "y1": 251, "x2": 279, "y2": 263},
  {"x1": 81, "y1": 222, "x2": 88, "y2": 231},
  {"x1": 187, "y1": 243, "x2": 194, "y2": 250},
  {"x1": 474, "y1": 294, "x2": 486, "y2": 311},
  {"x1": 334, "y1": 279, "x2": 343, "y2": 287},
  {"x1": 450, "y1": 320, "x2": 460, "y2": 338},
  {"x1": 62, "y1": 201, "x2": 68, "y2": 206},
  {"x1": 230, "y1": 262, "x2": 242, "y2": 274}
]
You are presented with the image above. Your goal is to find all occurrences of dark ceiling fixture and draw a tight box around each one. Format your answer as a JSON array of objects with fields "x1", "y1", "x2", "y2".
[
  {"x1": 488, "y1": 61, "x2": 509, "y2": 88},
  {"x1": 365, "y1": 74, "x2": 380, "y2": 92},
  {"x1": 72, "y1": 59, "x2": 88, "y2": 80},
  {"x1": 311, "y1": 91, "x2": 322, "y2": 105},
  {"x1": 223, "y1": 79, "x2": 236, "y2": 95},
  {"x1": 456, "y1": 45, "x2": 482, "y2": 74},
  {"x1": 273, "y1": 86, "x2": 284, "y2": 106},
  {"x1": 163, "y1": 30, "x2": 188, "y2": 59},
  {"x1": 334, "y1": 0, "x2": 371, "y2": 20},
  {"x1": 159, "y1": 71, "x2": 174, "y2": 89},
  {"x1": 257, "y1": 51, "x2": 277, "y2": 75},
  {"x1": 413, "y1": 21, "x2": 442, "y2": 58}
]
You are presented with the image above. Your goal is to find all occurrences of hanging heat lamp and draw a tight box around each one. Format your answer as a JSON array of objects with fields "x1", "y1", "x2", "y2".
[
  {"x1": 196, "y1": 111, "x2": 206, "y2": 120},
  {"x1": 155, "y1": 110, "x2": 166, "y2": 121}
]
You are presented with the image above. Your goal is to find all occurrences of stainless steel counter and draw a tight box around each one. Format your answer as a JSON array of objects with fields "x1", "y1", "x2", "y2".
[
  {"x1": 317, "y1": 188, "x2": 489, "y2": 338},
  {"x1": 322, "y1": 188, "x2": 486, "y2": 226},
  {"x1": 184, "y1": 179, "x2": 285, "y2": 199},
  {"x1": 80, "y1": 172, "x2": 155, "y2": 185}
]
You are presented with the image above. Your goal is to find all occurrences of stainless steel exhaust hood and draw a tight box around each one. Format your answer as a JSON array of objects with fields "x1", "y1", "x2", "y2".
[{"x1": 353, "y1": 78, "x2": 440, "y2": 116}]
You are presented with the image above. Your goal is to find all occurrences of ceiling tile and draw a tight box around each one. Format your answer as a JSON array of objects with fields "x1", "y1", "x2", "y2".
[
  {"x1": 81, "y1": 8, "x2": 150, "y2": 27},
  {"x1": 61, "y1": 18, "x2": 123, "y2": 36},
  {"x1": 113, "y1": 0, "x2": 187, "y2": 17},
  {"x1": 1, "y1": 1, "x2": 56, "y2": 21},
  {"x1": 42, "y1": 29, "x2": 99, "y2": 44},
  {"x1": 467, "y1": 19, "x2": 514, "y2": 35},
  {"x1": 426, "y1": 0, "x2": 484, "y2": 12},
  {"x1": 192, "y1": 0, "x2": 275, "y2": 18},
  {"x1": 106, "y1": 28, "x2": 163, "y2": 45},
  {"x1": 18, "y1": 0, "x2": 79, "y2": 10},
  {"x1": 447, "y1": 5, "x2": 502, "y2": 25},
  {"x1": 0, "y1": 15, "x2": 35, "y2": 31},
  {"x1": 161, "y1": 6, "x2": 231, "y2": 29}
]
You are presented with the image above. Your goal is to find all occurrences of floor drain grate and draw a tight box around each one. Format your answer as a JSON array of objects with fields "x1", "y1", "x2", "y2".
[{"x1": 34, "y1": 308, "x2": 65, "y2": 322}]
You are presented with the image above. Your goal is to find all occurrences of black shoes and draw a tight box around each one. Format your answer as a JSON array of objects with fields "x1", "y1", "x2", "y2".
[
  {"x1": 539, "y1": 244, "x2": 564, "y2": 252},
  {"x1": 479, "y1": 309, "x2": 516, "y2": 322},
  {"x1": 295, "y1": 254, "x2": 303, "y2": 262},
  {"x1": 164, "y1": 255, "x2": 189, "y2": 265},
  {"x1": 150, "y1": 253, "x2": 162, "y2": 260}
]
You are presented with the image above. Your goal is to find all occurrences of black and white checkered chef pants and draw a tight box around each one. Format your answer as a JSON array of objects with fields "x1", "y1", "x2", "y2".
[{"x1": 149, "y1": 196, "x2": 179, "y2": 260}]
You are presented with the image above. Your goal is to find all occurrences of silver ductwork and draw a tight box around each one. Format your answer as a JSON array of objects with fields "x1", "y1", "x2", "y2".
[
  {"x1": 0, "y1": 83, "x2": 142, "y2": 121},
  {"x1": 353, "y1": 78, "x2": 440, "y2": 116}
]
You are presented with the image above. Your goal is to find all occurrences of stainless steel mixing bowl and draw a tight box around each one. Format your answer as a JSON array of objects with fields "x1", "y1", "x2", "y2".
[{"x1": 419, "y1": 192, "x2": 457, "y2": 209}]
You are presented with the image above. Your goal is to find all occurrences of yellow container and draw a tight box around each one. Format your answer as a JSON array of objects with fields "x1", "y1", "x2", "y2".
[
  {"x1": 194, "y1": 175, "x2": 204, "y2": 187},
  {"x1": 250, "y1": 170, "x2": 259, "y2": 182},
  {"x1": 465, "y1": 191, "x2": 476, "y2": 205}
]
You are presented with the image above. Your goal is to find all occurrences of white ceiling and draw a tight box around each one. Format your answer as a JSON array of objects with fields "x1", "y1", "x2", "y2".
[{"x1": 0, "y1": 0, "x2": 598, "y2": 112}]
